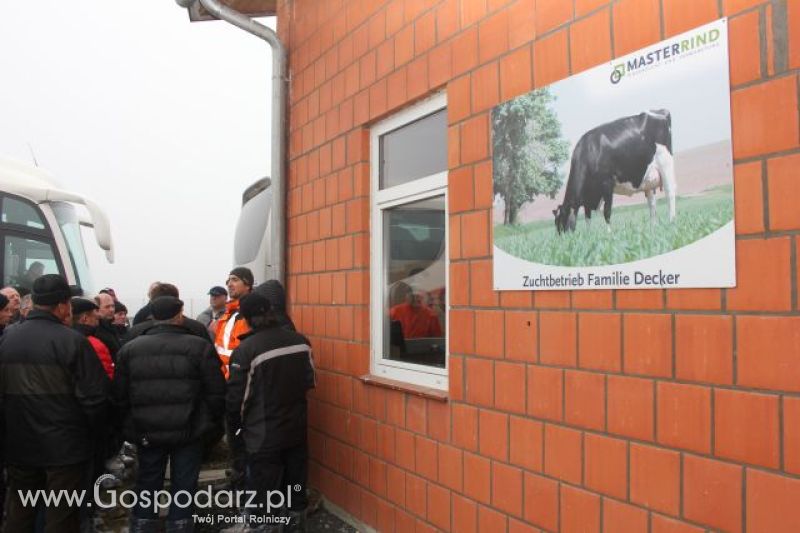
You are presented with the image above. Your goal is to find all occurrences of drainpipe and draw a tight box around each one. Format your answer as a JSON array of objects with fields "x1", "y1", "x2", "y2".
[{"x1": 176, "y1": 0, "x2": 287, "y2": 285}]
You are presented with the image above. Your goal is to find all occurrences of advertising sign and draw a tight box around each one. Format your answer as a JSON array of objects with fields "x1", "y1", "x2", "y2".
[{"x1": 492, "y1": 19, "x2": 734, "y2": 290}]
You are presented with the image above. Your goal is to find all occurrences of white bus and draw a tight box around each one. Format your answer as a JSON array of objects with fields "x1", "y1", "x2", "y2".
[
  {"x1": 233, "y1": 177, "x2": 272, "y2": 284},
  {"x1": 0, "y1": 157, "x2": 113, "y2": 294}
]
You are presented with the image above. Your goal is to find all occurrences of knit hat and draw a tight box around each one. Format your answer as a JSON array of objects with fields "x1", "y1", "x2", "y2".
[
  {"x1": 229, "y1": 267, "x2": 254, "y2": 287},
  {"x1": 254, "y1": 279, "x2": 287, "y2": 311},
  {"x1": 150, "y1": 296, "x2": 183, "y2": 320},
  {"x1": 32, "y1": 274, "x2": 73, "y2": 305}
]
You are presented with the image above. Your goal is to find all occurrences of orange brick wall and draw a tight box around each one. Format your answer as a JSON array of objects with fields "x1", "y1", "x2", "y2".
[{"x1": 276, "y1": 0, "x2": 800, "y2": 531}]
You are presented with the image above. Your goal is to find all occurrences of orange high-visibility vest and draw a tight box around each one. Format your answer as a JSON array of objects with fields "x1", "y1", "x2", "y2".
[{"x1": 214, "y1": 299, "x2": 250, "y2": 379}]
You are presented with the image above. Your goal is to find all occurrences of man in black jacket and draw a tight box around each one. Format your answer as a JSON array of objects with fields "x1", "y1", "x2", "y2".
[
  {"x1": 123, "y1": 283, "x2": 211, "y2": 345},
  {"x1": 113, "y1": 296, "x2": 225, "y2": 533},
  {"x1": 94, "y1": 292, "x2": 122, "y2": 360},
  {"x1": 0, "y1": 274, "x2": 109, "y2": 533},
  {"x1": 226, "y1": 293, "x2": 314, "y2": 533}
]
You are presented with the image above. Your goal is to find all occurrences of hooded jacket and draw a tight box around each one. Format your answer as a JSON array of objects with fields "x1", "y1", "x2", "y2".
[
  {"x1": 112, "y1": 323, "x2": 225, "y2": 448},
  {"x1": 214, "y1": 299, "x2": 250, "y2": 379},
  {"x1": 226, "y1": 325, "x2": 314, "y2": 454},
  {"x1": 0, "y1": 310, "x2": 110, "y2": 466}
]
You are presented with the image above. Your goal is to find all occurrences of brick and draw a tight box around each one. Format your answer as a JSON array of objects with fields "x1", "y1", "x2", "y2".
[
  {"x1": 509, "y1": 416, "x2": 543, "y2": 472},
  {"x1": 727, "y1": 237, "x2": 792, "y2": 311},
  {"x1": 535, "y1": 0, "x2": 572, "y2": 34},
  {"x1": 478, "y1": 505, "x2": 507, "y2": 532},
  {"x1": 662, "y1": 0, "x2": 719, "y2": 37},
  {"x1": 564, "y1": 370, "x2": 605, "y2": 431},
  {"x1": 406, "y1": 473, "x2": 427, "y2": 518},
  {"x1": 523, "y1": 472, "x2": 559, "y2": 531},
  {"x1": 570, "y1": 8, "x2": 612, "y2": 73},
  {"x1": 572, "y1": 289, "x2": 612, "y2": 309},
  {"x1": 450, "y1": 262, "x2": 470, "y2": 306},
  {"x1": 479, "y1": 10, "x2": 510, "y2": 64},
  {"x1": 578, "y1": 313, "x2": 622, "y2": 371},
  {"x1": 461, "y1": 113, "x2": 490, "y2": 165},
  {"x1": 428, "y1": 400, "x2": 450, "y2": 443},
  {"x1": 466, "y1": 357, "x2": 494, "y2": 406},
  {"x1": 683, "y1": 454, "x2": 742, "y2": 533},
  {"x1": 616, "y1": 289, "x2": 664, "y2": 310},
  {"x1": 603, "y1": 499, "x2": 648, "y2": 533},
  {"x1": 732, "y1": 75, "x2": 799, "y2": 158},
  {"x1": 508, "y1": 0, "x2": 536, "y2": 49},
  {"x1": 452, "y1": 26, "x2": 479, "y2": 77},
  {"x1": 623, "y1": 313, "x2": 672, "y2": 378},
  {"x1": 656, "y1": 382, "x2": 711, "y2": 454},
  {"x1": 448, "y1": 74, "x2": 471, "y2": 124},
  {"x1": 630, "y1": 443, "x2": 680, "y2": 515},
  {"x1": 414, "y1": 10, "x2": 436, "y2": 55},
  {"x1": 452, "y1": 403, "x2": 478, "y2": 451},
  {"x1": 470, "y1": 260, "x2": 499, "y2": 307},
  {"x1": 449, "y1": 309, "x2": 474, "y2": 354},
  {"x1": 612, "y1": 0, "x2": 661, "y2": 56},
  {"x1": 533, "y1": 29, "x2": 569, "y2": 87},
  {"x1": 534, "y1": 290, "x2": 570, "y2": 309},
  {"x1": 675, "y1": 314, "x2": 733, "y2": 385},
  {"x1": 407, "y1": 396, "x2": 427, "y2": 434},
  {"x1": 495, "y1": 361, "x2": 526, "y2": 414},
  {"x1": 651, "y1": 517, "x2": 703, "y2": 533},
  {"x1": 429, "y1": 42, "x2": 453, "y2": 89},
  {"x1": 543, "y1": 424, "x2": 582, "y2": 484},
  {"x1": 387, "y1": 67, "x2": 408, "y2": 111},
  {"x1": 479, "y1": 409, "x2": 508, "y2": 461},
  {"x1": 438, "y1": 444, "x2": 463, "y2": 491},
  {"x1": 500, "y1": 44, "x2": 533, "y2": 102},
  {"x1": 607, "y1": 375, "x2": 654, "y2": 441},
  {"x1": 785, "y1": 397, "x2": 800, "y2": 474},
  {"x1": 539, "y1": 311, "x2": 576, "y2": 366},
  {"x1": 407, "y1": 55, "x2": 429, "y2": 100},
  {"x1": 728, "y1": 10, "x2": 761, "y2": 85},
  {"x1": 527, "y1": 365, "x2": 563, "y2": 421},
  {"x1": 463, "y1": 452, "x2": 491, "y2": 504},
  {"x1": 791, "y1": 0, "x2": 800, "y2": 69},
  {"x1": 473, "y1": 160, "x2": 493, "y2": 209},
  {"x1": 508, "y1": 518, "x2": 540, "y2": 533},
  {"x1": 471, "y1": 61, "x2": 500, "y2": 113},
  {"x1": 714, "y1": 388, "x2": 780, "y2": 468},
  {"x1": 450, "y1": 355, "x2": 465, "y2": 401},
  {"x1": 723, "y1": 0, "x2": 768, "y2": 15},
  {"x1": 436, "y1": 0, "x2": 460, "y2": 42},
  {"x1": 461, "y1": 0, "x2": 488, "y2": 27},
  {"x1": 746, "y1": 469, "x2": 800, "y2": 533},
  {"x1": 395, "y1": 25, "x2": 414, "y2": 67},
  {"x1": 427, "y1": 483, "x2": 451, "y2": 531},
  {"x1": 560, "y1": 485, "x2": 600, "y2": 533},
  {"x1": 737, "y1": 315, "x2": 800, "y2": 392},
  {"x1": 461, "y1": 209, "x2": 490, "y2": 257},
  {"x1": 733, "y1": 161, "x2": 764, "y2": 234},
  {"x1": 505, "y1": 311, "x2": 537, "y2": 362},
  {"x1": 768, "y1": 153, "x2": 800, "y2": 231},
  {"x1": 584, "y1": 433, "x2": 628, "y2": 500},
  {"x1": 451, "y1": 494, "x2": 477, "y2": 533},
  {"x1": 492, "y1": 462, "x2": 523, "y2": 516}
]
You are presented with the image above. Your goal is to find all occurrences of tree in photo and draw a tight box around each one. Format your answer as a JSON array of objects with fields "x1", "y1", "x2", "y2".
[{"x1": 492, "y1": 88, "x2": 569, "y2": 225}]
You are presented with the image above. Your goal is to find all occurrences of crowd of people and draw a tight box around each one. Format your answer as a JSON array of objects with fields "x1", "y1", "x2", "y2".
[{"x1": 0, "y1": 267, "x2": 314, "y2": 533}]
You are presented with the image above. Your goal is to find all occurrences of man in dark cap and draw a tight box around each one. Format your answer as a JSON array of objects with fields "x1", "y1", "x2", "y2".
[
  {"x1": 0, "y1": 274, "x2": 109, "y2": 532},
  {"x1": 254, "y1": 279, "x2": 296, "y2": 331},
  {"x1": 113, "y1": 296, "x2": 225, "y2": 533},
  {"x1": 225, "y1": 293, "x2": 314, "y2": 533},
  {"x1": 214, "y1": 267, "x2": 254, "y2": 380},
  {"x1": 197, "y1": 285, "x2": 228, "y2": 337},
  {"x1": 123, "y1": 283, "x2": 211, "y2": 344}
]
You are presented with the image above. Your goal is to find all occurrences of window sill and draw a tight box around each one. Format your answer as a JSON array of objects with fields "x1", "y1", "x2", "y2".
[{"x1": 359, "y1": 374, "x2": 449, "y2": 402}]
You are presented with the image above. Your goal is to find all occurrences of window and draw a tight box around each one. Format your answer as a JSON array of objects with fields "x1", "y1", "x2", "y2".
[
  {"x1": 2, "y1": 197, "x2": 46, "y2": 230},
  {"x1": 3, "y1": 235, "x2": 59, "y2": 289},
  {"x1": 371, "y1": 93, "x2": 448, "y2": 390}
]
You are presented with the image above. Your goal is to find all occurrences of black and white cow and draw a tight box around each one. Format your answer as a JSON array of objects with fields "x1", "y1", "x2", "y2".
[{"x1": 553, "y1": 109, "x2": 676, "y2": 233}]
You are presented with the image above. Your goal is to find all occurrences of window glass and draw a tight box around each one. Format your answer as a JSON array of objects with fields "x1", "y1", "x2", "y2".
[
  {"x1": 234, "y1": 186, "x2": 271, "y2": 265},
  {"x1": 2, "y1": 197, "x2": 45, "y2": 230},
  {"x1": 379, "y1": 110, "x2": 447, "y2": 189},
  {"x1": 51, "y1": 202, "x2": 93, "y2": 293},
  {"x1": 3, "y1": 236, "x2": 59, "y2": 289},
  {"x1": 383, "y1": 196, "x2": 446, "y2": 368}
]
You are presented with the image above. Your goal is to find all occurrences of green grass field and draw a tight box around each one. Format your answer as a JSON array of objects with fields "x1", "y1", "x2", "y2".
[{"x1": 494, "y1": 185, "x2": 733, "y2": 266}]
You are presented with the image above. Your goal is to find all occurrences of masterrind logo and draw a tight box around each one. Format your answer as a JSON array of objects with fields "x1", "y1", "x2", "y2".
[{"x1": 610, "y1": 26, "x2": 722, "y2": 84}]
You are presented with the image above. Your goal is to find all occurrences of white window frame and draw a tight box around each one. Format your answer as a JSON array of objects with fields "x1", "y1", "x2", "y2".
[{"x1": 370, "y1": 92, "x2": 448, "y2": 390}]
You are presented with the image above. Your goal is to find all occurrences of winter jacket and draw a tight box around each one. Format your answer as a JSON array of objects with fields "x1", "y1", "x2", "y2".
[
  {"x1": 94, "y1": 319, "x2": 121, "y2": 360},
  {"x1": 197, "y1": 306, "x2": 225, "y2": 338},
  {"x1": 226, "y1": 325, "x2": 314, "y2": 454},
  {"x1": 214, "y1": 299, "x2": 250, "y2": 379},
  {"x1": 0, "y1": 310, "x2": 110, "y2": 466},
  {"x1": 123, "y1": 316, "x2": 211, "y2": 345},
  {"x1": 112, "y1": 323, "x2": 225, "y2": 448},
  {"x1": 74, "y1": 323, "x2": 115, "y2": 379}
]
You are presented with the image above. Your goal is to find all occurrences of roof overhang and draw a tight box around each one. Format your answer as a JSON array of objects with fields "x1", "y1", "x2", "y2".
[{"x1": 186, "y1": 0, "x2": 276, "y2": 21}]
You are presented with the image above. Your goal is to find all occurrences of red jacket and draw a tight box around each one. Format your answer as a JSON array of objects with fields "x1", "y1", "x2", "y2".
[{"x1": 88, "y1": 336, "x2": 114, "y2": 379}]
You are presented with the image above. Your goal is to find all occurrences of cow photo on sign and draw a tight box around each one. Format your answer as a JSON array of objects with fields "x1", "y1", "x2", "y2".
[{"x1": 492, "y1": 18, "x2": 736, "y2": 291}]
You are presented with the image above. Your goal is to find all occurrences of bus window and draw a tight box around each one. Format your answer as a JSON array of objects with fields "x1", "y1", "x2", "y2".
[
  {"x1": 2, "y1": 197, "x2": 46, "y2": 230},
  {"x1": 3, "y1": 236, "x2": 59, "y2": 289},
  {"x1": 51, "y1": 202, "x2": 93, "y2": 293}
]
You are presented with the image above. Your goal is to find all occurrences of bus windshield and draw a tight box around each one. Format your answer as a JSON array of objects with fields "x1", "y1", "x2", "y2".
[{"x1": 51, "y1": 202, "x2": 94, "y2": 293}]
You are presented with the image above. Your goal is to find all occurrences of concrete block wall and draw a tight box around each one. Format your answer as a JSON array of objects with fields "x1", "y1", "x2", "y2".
[{"x1": 275, "y1": 0, "x2": 800, "y2": 531}]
